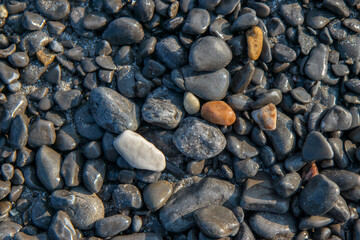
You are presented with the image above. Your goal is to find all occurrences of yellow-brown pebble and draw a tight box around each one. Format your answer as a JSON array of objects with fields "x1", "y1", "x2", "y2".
[
  {"x1": 201, "y1": 101, "x2": 236, "y2": 126},
  {"x1": 251, "y1": 103, "x2": 277, "y2": 131},
  {"x1": 0, "y1": 5, "x2": 8, "y2": 19},
  {"x1": 246, "y1": 26, "x2": 263, "y2": 61},
  {"x1": 36, "y1": 49, "x2": 55, "y2": 66}
]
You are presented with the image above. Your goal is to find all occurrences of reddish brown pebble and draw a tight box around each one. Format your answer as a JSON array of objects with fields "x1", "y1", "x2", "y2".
[
  {"x1": 201, "y1": 101, "x2": 236, "y2": 126},
  {"x1": 304, "y1": 163, "x2": 319, "y2": 181},
  {"x1": 251, "y1": 103, "x2": 277, "y2": 131}
]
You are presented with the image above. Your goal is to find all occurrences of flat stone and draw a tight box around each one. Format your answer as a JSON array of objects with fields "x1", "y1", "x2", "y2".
[
  {"x1": 305, "y1": 44, "x2": 329, "y2": 81},
  {"x1": 66, "y1": 187, "x2": 105, "y2": 230},
  {"x1": 83, "y1": 159, "x2": 106, "y2": 193},
  {"x1": 273, "y1": 172, "x2": 302, "y2": 198},
  {"x1": 8, "y1": 52, "x2": 29, "y2": 68},
  {"x1": 306, "y1": 10, "x2": 336, "y2": 30},
  {"x1": 272, "y1": 44, "x2": 296, "y2": 63},
  {"x1": 0, "y1": 61, "x2": 19, "y2": 85},
  {"x1": 89, "y1": 87, "x2": 140, "y2": 134},
  {"x1": 9, "y1": 114, "x2": 28, "y2": 149},
  {"x1": 299, "y1": 216, "x2": 333, "y2": 230},
  {"x1": 173, "y1": 117, "x2": 226, "y2": 160},
  {"x1": 95, "y1": 214, "x2": 131, "y2": 238},
  {"x1": 250, "y1": 212, "x2": 297, "y2": 239},
  {"x1": 226, "y1": 133, "x2": 259, "y2": 159},
  {"x1": 335, "y1": 35, "x2": 360, "y2": 60},
  {"x1": 321, "y1": 169, "x2": 360, "y2": 191},
  {"x1": 251, "y1": 103, "x2": 277, "y2": 131},
  {"x1": 113, "y1": 184, "x2": 143, "y2": 210},
  {"x1": 156, "y1": 35, "x2": 187, "y2": 69},
  {"x1": 189, "y1": 36, "x2": 232, "y2": 72},
  {"x1": 302, "y1": 131, "x2": 334, "y2": 162},
  {"x1": 298, "y1": 27, "x2": 317, "y2": 55},
  {"x1": 54, "y1": 89, "x2": 82, "y2": 111},
  {"x1": 183, "y1": 66, "x2": 230, "y2": 101},
  {"x1": 201, "y1": 101, "x2": 236, "y2": 126},
  {"x1": 246, "y1": 26, "x2": 263, "y2": 61},
  {"x1": 114, "y1": 130, "x2": 166, "y2": 172},
  {"x1": 194, "y1": 205, "x2": 239, "y2": 238},
  {"x1": 240, "y1": 172, "x2": 290, "y2": 213},
  {"x1": 232, "y1": 13, "x2": 258, "y2": 32},
  {"x1": 102, "y1": 17, "x2": 144, "y2": 45},
  {"x1": 182, "y1": 8, "x2": 210, "y2": 35},
  {"x1": 61, "y1": 151, "x2": 84, "y2": 187},
  {"x1": 300, "y1": 174, "x2": 340, "y2": 215},
  {"x1": 28, "y1": 119, "x2": 56, "y2": 148},
  {"x1": 36, "y1": 146, "x2": 62, "y2": 191},
  {"x1": 280, "y1": 2, "x2": 304, "y2": 26},
  {"x1": 143, "y1": 180, "x2": 172, "y2": 211},
  {"x1": 159, "y1": 177, "x2": 239, "y2": 233}
]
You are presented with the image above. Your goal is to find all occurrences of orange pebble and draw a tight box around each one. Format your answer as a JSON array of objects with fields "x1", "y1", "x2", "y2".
[
  {"x1": 251, "y1": 103, "x2": 277, "y2": 131},
  {"x1": 246, "y1": 26, "x2": 263, "y2": 61},
  {"x1": 201, "y1": 101, "x2": 236, "y2": 126},
  {"x1": 304, "y1": 163, "x2": 319, "y2": 181}
]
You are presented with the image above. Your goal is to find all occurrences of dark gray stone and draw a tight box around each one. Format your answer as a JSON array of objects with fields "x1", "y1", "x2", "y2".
[
  {"x1": 102, "y1": 17, "x2": 144, "y2": 45},
  {"x1": 35, "y1": 0, "x2": 70, "y2": 20},
  {"x1": 83, "y1": 159, "x2": 106, "y2": 193},
  {"x1": 113, "y1": 184, "x2": 143, "y2": 210},
  {"x1": 280, "y1": 2, "x2": 304, "y2": 26},
  {"x1": 95, "y1": 214, "x2": 131, "y2": 238},
  {"x1": 305, "y1": 44, "x2": 329, "y2": 81},
  {"x1": 182, "y1": 8, "x2": 210, "y2": 35},
  {"x1": 302, "y1": 131, "x2": 334, "y2": 162},
  {"x1": 48, "y1": 211, "x2": 77, "y2": 240},
  {"x1": 156, "y1": 36, "x2": 188, "y2": 69}
]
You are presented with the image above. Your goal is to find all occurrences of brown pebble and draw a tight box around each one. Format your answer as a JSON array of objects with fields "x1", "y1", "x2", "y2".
[
  {"x1": 246, "y1": 26, "x2": 263, "y2": 61},
  {"x1": 251, "y1": 103, "x2": 277, "y2": 130},
  {"x1": 201, "y1": 101, "x2": 236, "y2": 126},
  {"x1": 304, "y1": 163, "x2": 319, "y2": 181},
  {"x1": 36, "y1": 48, "x2": 55, "y2": 66}
]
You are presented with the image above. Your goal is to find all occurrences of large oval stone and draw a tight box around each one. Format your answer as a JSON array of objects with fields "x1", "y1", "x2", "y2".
[{"x1": 89, "y1": 87, "x2": 140, "y2": 134}]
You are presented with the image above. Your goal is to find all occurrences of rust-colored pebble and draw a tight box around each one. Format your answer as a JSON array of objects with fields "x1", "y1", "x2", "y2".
[
  {"x1": 201, "y1": 101, "x2": 236, "y2": 126},
  {"x1": 251, "y1": 103, "x2": 277, "y2": 131},
  {"x1": 246, "y1": 26, "x2": 263, "y2": 61}
]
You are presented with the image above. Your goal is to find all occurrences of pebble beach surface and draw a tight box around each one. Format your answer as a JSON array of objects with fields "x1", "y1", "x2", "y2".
[{"x1": 2, "y1": 0, "x2": 360, "y2": 239}]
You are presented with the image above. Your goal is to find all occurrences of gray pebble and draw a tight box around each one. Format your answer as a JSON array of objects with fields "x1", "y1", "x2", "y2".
[
  {"x1": 305, "y1": 44, "x2": 329, "y2": 81},
  {"x1": 36, "y1": 145, "x2": 63, "y2": 191},
  {"x1": 0, "y1": 61, "x2": 19, "y2": 85},
  {"x1": 8, "y1": 52, "x2": 29, "y2": 68},
  {"x1": 28, "y1": 119, "x2": 56, "y2": 148},
  {"x1": 89, "y1": 87, "x2": 140, "y2": 134},
  {"x1": 0, "y1": 221, "x2": 22, "y2": 240},
  {"x1": 102, "y1": 17, "x2": 144, "y2": 46},
  {"x1": 232, "y1": 13, "x2": 258, "y2": 32},
  {"x1": 22, "y1": 12, "x2": 45, "y2": 30},
  {"x1": 95, "y1": 214, "x2": 131, "y2": 238},
  {"x1": 54, "y1": 89, "x2": 82, "y2": 111},
  {"x1": 233, "y1": 158, "x2": 259, "y2": 182},
  {"x1": 323, "y1": 0, "x2": 350, "y2": 18},
  {"x1": 82, "y1": 12, "x2": 109, "y2": 30},
  {"x1": 280, "y1": 2, "x2": 304, "y2": 26},
  {"x1": 182, "y1": 8, "x2": 210, "y2": 35},
  {"x1": 189, "y1": 36, "x2": 232, "y2": 72},
  {"x1": 83, "y1": 159, "x2": 106, "y2": 193},
  {"x1": 173, "y1": 117, "x2": 226, "y2": 160},
  {"x1": 50, "y1": 189, "x2": 76, "y2": 210},
  {"x1": 113, "y1": 184, "x2": 143, "y2": 210},
  {"x1": 299, "y1": 216, "x2": 333, "y2": 231},
  {"x1": 0, "y1": 180, "x2": 11, "y2": 200},
  {"x1": 156, "y1": 35, "x2": 188, "y2": 69},
  {"x1": 82, "y1": 141, "x2": 102, "y2": 159},
  {"x1": 9, "y1": 114, "x2": 28, "y2": 149},
  {"x1": 35, "y1": 0, "x2": 70, "y2": 20},
  {"x1": 302, "y1": 131, "x2": 334, "y2": 162},
  {"x1": 231, "y1": 63, "x2": 255, "y2": 94},
  {"x1": 300, "y1": 174, "x2": 340, "y2": 215},
  {"x1": 226, "y1": 133, "x2": 259, "y2": 159},
  {"x1": 48, "y1": 211, "x2": 77, "y2": 240},
  {"x1": 273, "y1": 44, "x2": 296, "y2": 63},
  {"x1": 143, "y1": 180, "x2": 172, "y2": 211},
  {"x1": 335, "y1": 35, "x2": 360, "y2": 60},
  {"x1": 320, "y1": 105, "x2": 352, "y2": 132},
  {"x1": 273, "y1": 172, "x2": 301, "y2": 198}
]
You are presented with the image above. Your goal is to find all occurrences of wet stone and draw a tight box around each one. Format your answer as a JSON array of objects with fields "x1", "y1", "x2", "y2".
[
  {"x1": 321, "y1": 169, "x2": 360, "y2": 191},
  {"x1": 232, "y1": 13, "x2": 258, "y2": 32},
  {"x1": 27, "y1": 119, "x2": 56, "y2": 148},
  {"x1": 0, "y1": 221, "x2": 22, "y2": 239},
  {"x1": 173, "y1": 117, "x2": 226, "y2": 160},
  {"x1": 300, "y1": 174, "x2": 340, "y2": 215},
  {"x1": 50, "y1": 189, "x2": 76, "y2": 210},
  {"x1": 89, "y1": 87, "x2": 140, "y2": 134},
  {"x1": 159, "y1": 177, "x2": 239, "y2": 233},
  {"x1": 250, "y1": 212, "x2": 297, "y2": 239},
  {"x1": 54, "y1": 89, "x2": 82, "y2": 111},
  {"x1": 306, "y1": 10, "x2": 335, "y2": 30},
  {"x1": 280, "y1": 2, "x2": 304, "y2": 26},
  {"x1": 231, "y1": 63, "x2": 255, "y2": 93},
  {"x1": 273, "y1": 172, "x2": 301, "y2": 198},
  {"x1": 113, "y1": 184, "x2": 143, "y2": 210},
  {"x1": 194, "y1": 205, "x2": 239, "y2": 238},
  {"x1": 302, "y1": 131, "x2": 334, "y2": 162},
  {"x1": 0, "y1": 61, "x2": 19, "y2": 85},
  {"x1": 156, "y1": 36, "x2": 187, "y2": 69},
  {"x1": 102, "y1": 17, "x2": 144, "y2": 46},
  {"x1": 9, "y1": 114, "x2": 28, "y2": 150},
  {"x1": 290, "y1": 87, "x2": 311, "y2": 104},
  {"x1": 95, "y1": 214, "x2": 131, "y2": 238},
  {"x1": 82, "y1": 12, "x2": 109, "y2": 30},
  {"x1": 335, "y1": 35, "x2": 360, "y2": 60},
  {"x1": 251, "y1": 103, "x2": 277, "y2": 131},
  {"x1": 48, "y1": 211, "x2": 77, "y2": 240},
  {"x1": 240, "y1": 172, "x2": 289, "y2": 213},
  {"x1": 83, "y1": 159, "x2": 106, "y2": 193},
  {"x1": 183, "y1": 66, "x2": 230, "y2": 101},
  {"x1": 143, "y1": 180, "x2": 172, "y2": 211},
  {"x1": 320, "y1": 105, "x2": 352, "y2": 132},
  {"x1": 267, "y1": 18, "x2": 286, "y2": 37},
  {"x1": 22, "y1": 12, "x2": 45, "y2": 31},
  {"x1": 233, "y1": 158, "x2": 259, "y2": 182},
  {"x1": 0, "y1": 181, "x2": 11, "y2": 200},
  {"x1": 305, "y1": 44, "x2": 329, "y2": 81},
  {"x1": 182, "y1": 8, "x2": 210, "y2": 35},
  {"x1": 226, "y1": 133, "x2": 259, "y2": 159},
  {"x1": 8, "y1": 52, "x2": 29, "y2": 68},
  {"x1": 36, "y1": 145, "x2": 62, "y2": 191},
  {"x1": 323, "y1": 0, "x2": 350, "y2": 18}
]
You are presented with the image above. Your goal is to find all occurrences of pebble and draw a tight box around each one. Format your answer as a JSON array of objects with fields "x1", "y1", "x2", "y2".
[
  {"x1": 156, "y1": 36, "x2": 187, "y2": 69},
  {"x1": 280, "y1": 2, "x2": 304, "y2": 26},
  {"x1": 173, "y1": 117, "x2": 226, "y2": 160},
  {"x1": 8, "y1": 52, "x2": 29, "y2": 67},
  {"x1": 250, "y1": 212, "x2": 297, "y2": 239},
  {"x1": 0, "y1": 181, "x2": 11, "y2": 200},
  {"x1": 232, "y1": 13, "x2": 258, "y2": 32},
  {"x1": 111, "y1": 233, "x2": 162, "y2": 240},
  {"x1": 0, "y1": 221, "x2": 22, "y2": 240},
  {"x1": 320, "y1": 105, "x2": 352, "y2": 132},
  {"x1": 302, "y1": 131, "x2": 334, "y2": 162},
  {"x1": 142, "y1": 86, "x2": 184, "y2": 129},
  {"x1": 35, "y1": 0, "x2": 70, "y2": 20},
  {"x1": 251, "y1": 103, "x2": 277, "y2": 131},
  {"x1": 335, "y1": 35, "x2": 360, "y2": 60},
  {"x1": 114, "y1": 130, "x2": 166, "y2": 172},
  {"x1": 201, "y1": 101, "x2": 236, "y2": 126},
  {"x1": 48, "y1": 211, "x2": 77, "y2": 240},
  {"x1": 95, "y1": 214, "x2": 131, "y2": 238},
  {"x1": 66, "y1": 187, "x2": 105, "y2": 230},
  {"x1": 183, "y1": 92, "x2": 200, "y2": 114},
  {"x1": 27, "y1": 119, "x2": 56, "y2": 148},
  {"x1": 22, "y1": 12, "x2": 45, "y2": 30},
  {"x1": 246, "y1": 26, "x2": 263, "y2": 61},
  {"x1": 0, "y1": 44, "x2": 16, "y2": 58},
  {"x1": 324, "y1": 0, "x2": 350, "y2": 17},
  {"x1": 36, "y1": 146, "x2": 62, "y2": 191},
  {"x1": 299, "y1": 216, "x2": 333, "y2": 231},
  {"x1": 83, "y1": 159, "x2": 106, "y2": 193},
  {"x1": 290, "y1": 87, "x2": 311, "y2": 104},
  {"x1": 183, "y1": 66, "x2": 230, "y2": 101},
  {"x1": 9, "y1": 114, "x2": 28, "y2": 149},
  {"x1": 113, "y1": 184, "x2": 143, "y2": 210},
  {"x1": 182, "y1": 8, "x2": 210, "y2": 35},
  {"x1": 0, "y1": 61, "x2": 19, "y2": 85},
  {"x1": 321, "y1": 169, "x2": 360, "y2": 191},
  {"x1": 102, "y1": 17, "x2": 144, "y2": 46},
  {"x1": 50, "y1": 189, "x2": 75, "y2": 210},
  {"x1": 89, "y1": 87, "x2": 140, "y2": 134},
  {"x1": 189, "y1": 36, "x2": 232, "y2": 72},
  {"x1": 226, "y1": 133, "x2": 259, "y2": 159},
  {"x1": 300, "y1": 174, "x2": 340, "y2": 215},
  {"x1": 54, "y1": 89, "x2": 82, "y2": 111},
  {"x1": 240, "y1": 172, "x2": 289, "y2": 213},
  {"x1": 231, "y1": 63, "x2": 255, "y2": 93},
  {"x1": 159, "y1": 177, "x2": 239, "y2": 232},
  {"x1": 194, "y1": 205, "x2": 239, "y2": 238},
  {"x1": 233, "y1": 158, "x2": 259, "y2": 182},
  {"x1": 143, "y1": 180, "x2": 172, "y2": 211},
  {"x1": 305, "y1": 44, "x2": 329, "y2": 81},
  {"x1": 273, "y1": 172, "x2": 301, "y2": 198},
  {"x1": 273, "y1": 44, "x2": 296, "y2": 63}
]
